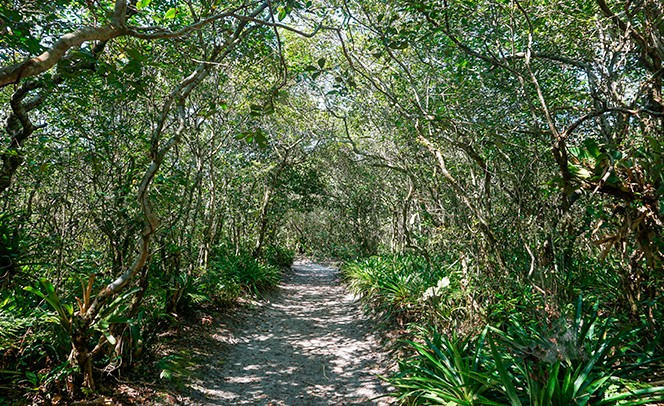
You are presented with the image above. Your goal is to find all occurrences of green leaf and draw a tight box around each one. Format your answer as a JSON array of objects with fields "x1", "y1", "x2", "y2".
[
  {"x1": 278, "y1": 7, "x2": 287, "y2": 21},
  {"x1": 102, "y1": 331, "x2": 116, "y2": 345},
  {"x1": 606, "y1": 173, "x2": 621, "y2": 186},
  {"x1": 250, "y1": 104, "x2": 263, "y2": 117},
  {"x1": 164, "y1": 8, "x2": 177, "y2": 19},
  {"x1": 598, "y1": 386, "x2": 664, "y2": 404},
  {"x1": 583, "y1": 138, "x2": 601, "y2": 158},
  {"x1": 317, "y1": 58, "x2": 326, "y2": 69},
  {"x1": 136, "y1": 0, "x2": 151, "y2": 9},
  {"x1": 24, "y1": 278, "x2": 72, "y2": 330},
  {"x1": 568, "y1": 146, "x2": 582, "y2": 159},
  {"x1": 100, "y1": 286, "x2": 141, "y2": 319},
  {"x1": 254, "y1": 130, "x2": 268, "y2": 149},
  {"x1": 388, "y1": 41, "x2": 409, "y2": 49},
  {"x1": 23, "y1": 285, "x2": 46, "y2": 299},
  {"x1": 490, "y1": 337, "x2": 522, "y2": 405},
  {"x1": 25, "y1": 371, "x2": 38, "y2": 386},
  {"x1": 545, "y1": 362, "x2": 560, "y2": 402}
]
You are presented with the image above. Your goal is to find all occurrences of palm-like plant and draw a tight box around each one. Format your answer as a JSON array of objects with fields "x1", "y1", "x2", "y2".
[
  {"x1": 488, "y1": 297, "x2": 664, "y2": 405},
  {"x1": 391, "y1": 329, "x2": 502, "y2": 405},
  {"x1": 390, "y1": 297, "x2": 664, "y2": 405}
]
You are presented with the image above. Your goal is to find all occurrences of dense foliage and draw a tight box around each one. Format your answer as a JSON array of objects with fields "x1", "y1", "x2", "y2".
[
  {"x1": 342, "y1": 255, "x2": 664, "y2": 404},
  {"x1": 1, "y1": 0, "x2": 663, "y2": 403}
]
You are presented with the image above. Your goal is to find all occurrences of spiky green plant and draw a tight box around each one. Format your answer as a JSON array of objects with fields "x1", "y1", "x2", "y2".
[
  {"x1": 390, "y1": 297, "x2": 664, "y2": 405},
  {"x1": 487, "y1": 298, "x2": 664, "y2": 405},
  {"x1": 390, "y1": 329, "x2": 501, "y2": 405}
]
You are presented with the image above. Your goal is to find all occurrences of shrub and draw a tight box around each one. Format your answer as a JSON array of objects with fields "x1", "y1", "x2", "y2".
[
  {"x1": 341, "y1": 254, "x2": 465, "y2": 328},
  {"x1": 0, "y1": 292, "x2": 72, "y2": 399},
  {"x1": 197, "y1": 250, "x2": 282, "y2": 303},
  {"x1": 262, "y1": 245, "x2": 295, "y2": 268}
]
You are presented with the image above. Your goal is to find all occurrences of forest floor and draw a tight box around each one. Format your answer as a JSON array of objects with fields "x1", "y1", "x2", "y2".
[{"x1": 115, "y1": 261, "x2": 395, "y2": 405}]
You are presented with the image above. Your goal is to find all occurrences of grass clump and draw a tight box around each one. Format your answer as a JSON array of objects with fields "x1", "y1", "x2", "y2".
[
  {"x1": 197, "y1": 250, "x2": 284, "y2": 303},
  {"x1": 169, "y1": 244, "x2": 293, "y2": 312},
  {"x1": 341, "y1": 254, "x2": 468, "y2": 329}
]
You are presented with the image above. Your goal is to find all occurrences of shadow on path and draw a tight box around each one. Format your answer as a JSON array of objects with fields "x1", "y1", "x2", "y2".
[{"x1": 184, "y1": 261, "x2": 393, "y2": 405}]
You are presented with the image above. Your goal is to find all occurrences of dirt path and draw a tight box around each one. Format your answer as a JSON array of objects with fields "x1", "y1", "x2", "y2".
[{"x1": 183, "y1": 261, "x2": 394, "y2": 405}]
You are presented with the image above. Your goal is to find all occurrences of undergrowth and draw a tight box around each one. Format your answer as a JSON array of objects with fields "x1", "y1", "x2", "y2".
[
  {"x1": 341, "y1": 254, "x2": 664, "y2": 405},
  {"x1": 0, "y1": 243, "x2": 294, "y2": 404}
]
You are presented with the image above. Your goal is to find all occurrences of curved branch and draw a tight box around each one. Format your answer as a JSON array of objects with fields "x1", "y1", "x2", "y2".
[
  {"x1": 0, "y1": 25, "x2": 123, "y2": 88},
  {"x1": 0, "y1": 2, "x2": 264, "y2": 88},
  {"x1": 125, "y1": 6, "x2": 243, "y2": 39},
  {"x1": 0, "y1": 82, "x2": 45, "y2": 194},
  {"x1": 229, "y1": 13, "x2": 322, "y2": 37}
]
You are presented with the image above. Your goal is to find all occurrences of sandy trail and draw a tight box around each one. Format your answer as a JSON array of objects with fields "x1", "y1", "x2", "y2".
[{"x1": 184, "y1": 261, "x2": 393, "y2": 405}]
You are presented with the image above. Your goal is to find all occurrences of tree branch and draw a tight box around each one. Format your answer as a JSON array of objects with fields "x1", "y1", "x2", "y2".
[
  {"x1": 0, "y1": 2, "x2": 264, "y2": 88},
  {"x1": 112, "y1": 0, "x2": 128, "y2": 28},
  {"x1": 0, "y1": 25, "x2": 123, "y2": 88}
]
